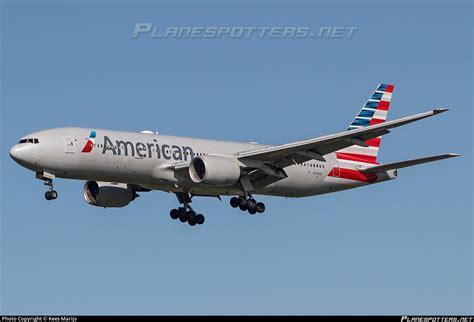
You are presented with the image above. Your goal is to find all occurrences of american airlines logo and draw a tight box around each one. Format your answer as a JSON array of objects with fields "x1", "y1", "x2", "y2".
[
  {"x1": 81, "y1": 130, "x2": 96, "y2": 153},
  {"x1": 101, "y1": 135, "x2": 194, "y2": 161}
]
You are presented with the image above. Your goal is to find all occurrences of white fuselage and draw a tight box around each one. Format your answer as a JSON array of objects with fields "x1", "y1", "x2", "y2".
[{"x1": 9, "y1": 127, "x2": 395, "y2": 198}]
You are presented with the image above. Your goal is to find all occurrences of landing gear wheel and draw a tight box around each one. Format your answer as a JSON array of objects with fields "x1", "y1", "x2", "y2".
[
  {"x1": 178, "y1": 209, "x2": 188, "y2": 223},
  {"x1": 188, "y1": 217, "x2": 197, "y2": 226},
  {"x1": 246, "y1": 199, "x2": 256, "y2": 211},
  {"x1": 230, "y1": 197, "x2": 240, "y2": 208},
  {"x1": 170, "y1": 209, "x2": 179, "y2": 220},
  {"x1": 248, "y1": 208, "x2": 257, "y2": 215},
  {"x1": 195, "y1": 214, "x2": 205, "y2": 225},
  {"x1": 173, "y1": 192, "x2": 206, "y2": 226},
  {"x1": 50, "y1": 190, "x2": 58, "y2": 200},
  {"x1": 239, "y1": 203, "x2": 248, "y2": 211},
  {"x1": 239, "y1": 198, "x2": 247, "y2": 208},
  {"x1": 45, "y1": 190, "x2": 58, "y2": 200},
  {"x1": 256, "y1": 202, "x2": 265, "y2": 213}
]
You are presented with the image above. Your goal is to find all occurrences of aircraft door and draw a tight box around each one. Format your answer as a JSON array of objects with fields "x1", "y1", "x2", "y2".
[{"x1": 63, "y1": 136, "x2": 76, "y2": 154}]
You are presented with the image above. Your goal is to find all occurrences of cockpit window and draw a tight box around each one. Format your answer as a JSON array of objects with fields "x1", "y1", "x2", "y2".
[{"x1": 18, "y1": 138, "x2": 39, "y2": 144}]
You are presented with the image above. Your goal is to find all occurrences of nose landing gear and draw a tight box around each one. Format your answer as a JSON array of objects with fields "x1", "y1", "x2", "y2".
[
  {"x1": 45, "y1": 190, "x2": 58, "y2": 200},
  {"x1": 36, "y1": 172, "x2": 58, "y2": 201},
  {"x1": 43, "y1": 178, "x2": 58, "y2": 200}
]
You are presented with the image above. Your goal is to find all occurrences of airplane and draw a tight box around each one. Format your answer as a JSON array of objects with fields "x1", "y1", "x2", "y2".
[{"x1": 9, "y1": 84, "x2": 459, "y2": 227}]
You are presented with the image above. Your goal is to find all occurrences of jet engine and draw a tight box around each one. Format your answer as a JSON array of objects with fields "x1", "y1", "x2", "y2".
[
  {"x1": 83, "y1": 181, "x2": 138, "y2": 208},
  {"x1": 189, "y1": 155, "x2": 241, "y2": 186}
]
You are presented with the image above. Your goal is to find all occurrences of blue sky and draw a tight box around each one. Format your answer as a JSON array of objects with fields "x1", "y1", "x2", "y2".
[{"x1": 1, "y1": 0, "x2": 472, "y2": 315}]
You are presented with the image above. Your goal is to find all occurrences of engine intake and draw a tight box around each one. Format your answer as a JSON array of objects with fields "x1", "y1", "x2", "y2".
[
  {"x1": 83, "y1": 181, "x2": 137, "y2": 208},
  {"x1": 189, "y1": 155, "x2": 241, "y2": 186}
]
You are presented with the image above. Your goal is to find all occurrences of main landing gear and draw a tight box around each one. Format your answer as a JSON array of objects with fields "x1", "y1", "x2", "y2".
[
  {"x1": 230, "y1": 196, "x2": 265, "y2": 215},
  {"x1": 169, "y1": 192, "x2": 205, "y2": 227},
  {"x1": 44, "y1": 178, "x2": 58, "y2": 201}
]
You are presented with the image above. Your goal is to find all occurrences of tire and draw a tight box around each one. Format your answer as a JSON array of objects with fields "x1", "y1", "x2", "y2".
[
  {"x1": 50, "y1": 190, "x2": 58, "y2": 200},
  {"x1": 45, "y1": 191, "x2": 51, "y2": 200},
  {"x1": 196, "y1": 214, "x2": 205, "y2": 225},
  {"x1": 230, "y1": 197, "x2": 240, "y2": 208},
  {"x1": 246, "y1": 199, "x2": 256, "y2": 211},
  {"x1": 188, "y1": 218, "x2": 197, "y2": 226},
  {"x1": 170, "y1": 209, "x2": 179, "y2": 220},
  {"x1": 188, "y1": 210, "x2": 196, "y2": 220},
  {"x1": 248, "y1": 208, "x2": 257, "y2": 215},
  {"x1": 239, "y1": 203, "x2": 248, "y2": 211},
  {"x1": 256, "y1": 202, "x2": 265, "y2": 213},
  {"x1": 179, "y1": 212, "x2": 188, "y2": 223},
  {"x1": 239, "y1": 198, "x2": 247, "y2": 208}
]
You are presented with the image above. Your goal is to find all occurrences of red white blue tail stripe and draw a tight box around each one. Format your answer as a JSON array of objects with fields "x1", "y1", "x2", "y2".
[{"x1": 336, "y1": 83, "x2": 394, "y2": 164}]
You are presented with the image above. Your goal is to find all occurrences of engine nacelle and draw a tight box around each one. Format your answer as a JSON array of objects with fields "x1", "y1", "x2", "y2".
[
  {"x1": 83, "y1": 181, "x2": 137, "y2": 208},
  {"x1": 189, "y1": 155, "x2": 241, "y2": 186}
]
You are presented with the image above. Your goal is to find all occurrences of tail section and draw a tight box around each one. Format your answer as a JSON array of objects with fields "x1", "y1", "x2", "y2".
[{"x1": 337, "y1": 83, "x2": 394, "y2": 164}]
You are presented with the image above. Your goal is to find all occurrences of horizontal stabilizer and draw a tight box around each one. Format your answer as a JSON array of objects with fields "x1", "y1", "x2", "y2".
[{"x1": 360, "y1": 153, "x2": 460, "y2": 173}]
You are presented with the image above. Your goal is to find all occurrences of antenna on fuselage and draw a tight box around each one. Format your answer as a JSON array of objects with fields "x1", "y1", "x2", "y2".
[{"x1": 140, "y1": 130, "x2": 159, "y2": 135}]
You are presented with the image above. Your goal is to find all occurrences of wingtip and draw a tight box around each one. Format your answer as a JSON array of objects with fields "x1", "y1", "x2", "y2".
[
  {"x1": 433, "y1": 108, "x2": 449, "y2": 114},
  {"x1": 447, "y1": 153, "x2": 461, "y2": 157}
]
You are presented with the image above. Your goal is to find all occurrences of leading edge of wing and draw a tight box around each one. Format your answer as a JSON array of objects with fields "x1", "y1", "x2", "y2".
[{"x1": 236, "y1": 108, "x2": 449, "y2": 162}]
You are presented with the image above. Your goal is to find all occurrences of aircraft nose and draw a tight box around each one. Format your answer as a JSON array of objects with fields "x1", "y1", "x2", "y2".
[{"x1": 9, "y1": 145, "x2": 23, "y2": 162}]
